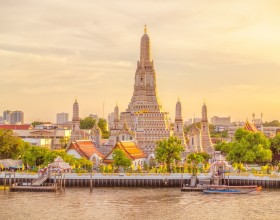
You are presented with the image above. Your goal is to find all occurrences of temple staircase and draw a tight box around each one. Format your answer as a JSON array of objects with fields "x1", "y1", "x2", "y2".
[{"x1": 32, "y1": 173, "x2": 49, "y2": 186}]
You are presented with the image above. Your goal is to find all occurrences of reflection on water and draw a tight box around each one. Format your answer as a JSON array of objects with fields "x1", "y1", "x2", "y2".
[{"x1": 0, "y1": 188, "x2": 280, "y2": 220}]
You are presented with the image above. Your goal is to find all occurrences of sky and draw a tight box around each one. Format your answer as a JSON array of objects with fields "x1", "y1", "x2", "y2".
[{"x1": 0, "y1": 0, "x2": 280, "y2": 123}]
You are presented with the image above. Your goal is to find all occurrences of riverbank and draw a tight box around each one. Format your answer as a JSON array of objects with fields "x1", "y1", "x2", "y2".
[{"x1": 1, "y1": 172, "x2": 280, "y2": 188}]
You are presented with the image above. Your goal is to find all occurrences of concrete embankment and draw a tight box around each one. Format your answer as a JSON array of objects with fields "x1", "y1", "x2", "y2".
[{"x1": 0, "y1": 172, "x2": 280, "y2": 188}]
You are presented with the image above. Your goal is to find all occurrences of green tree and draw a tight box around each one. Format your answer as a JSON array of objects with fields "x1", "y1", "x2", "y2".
[
  {"x1": 31, "y1": 121, "x2": 44, "y2": 127},
  {"x1": 263, "y1": 120, "x2": 280, "y2": 127},
  {"x1": 112, "y1": 149, "x2": 132, "y2": 170},
  {"x1": 270, "y1": 133, "x2": 280, "y2": 155},
  {"x1": 59, "y1": 136, "x2": 70, "y2": 149},
  {"x1": 155, "y1": 136, "x2": 184, "y2": 172},
  {"x1": 98, "y1": 118, "x2": 110, "y2": 139},
  {"x1": 215, "y1": 141, "x2": 232, "y2": 154},
  {"x1": 0, "y1": 129, "x2": 30, "y2": 159},
  {"x1": 226, "y1": 128, "x2": 272, "y2": 164},
  {"x1": 186, "y1": 153, "x2": 204, "y2": 175},
  {"x1": 80, "y1": 117, "x2": 96, "y2": 129}
]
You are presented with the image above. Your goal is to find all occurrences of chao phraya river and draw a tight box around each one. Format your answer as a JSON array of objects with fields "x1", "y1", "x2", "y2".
[{"x1": 1, "y1": 188, "x2": 279, "y2": 220}]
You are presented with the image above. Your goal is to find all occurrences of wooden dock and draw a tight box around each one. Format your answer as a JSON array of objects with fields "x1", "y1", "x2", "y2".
[{"x1": 10, "y1": 183, "x2": 58, "y2": 192}]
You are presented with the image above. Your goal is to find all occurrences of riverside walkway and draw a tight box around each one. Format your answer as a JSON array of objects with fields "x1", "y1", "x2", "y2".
[{"x1": 1, "y1": 172, "x2": 280, "y2": 188}]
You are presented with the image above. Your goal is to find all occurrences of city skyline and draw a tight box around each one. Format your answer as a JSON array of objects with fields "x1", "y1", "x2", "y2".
[{"x1": 1, "y1": 0, "x2": 280, "y2": 123}]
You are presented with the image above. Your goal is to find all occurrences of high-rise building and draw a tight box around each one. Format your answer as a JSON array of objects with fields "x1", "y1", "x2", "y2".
[
  {"x1": 3, "y1": 110, "x2": 24, "y2": 124},
  {"x1": 211, "y1": 116, "x2": 231, "y2": 127},
  {"x1": 56, "y1": 113, "x2": 69, "y2": 124},
  {"x1": 110, "y1": 26, "x2": 171, "y2": 155}
]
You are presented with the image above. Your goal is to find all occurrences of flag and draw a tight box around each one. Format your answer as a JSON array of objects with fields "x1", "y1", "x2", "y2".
[
  {"x1": 78, "y1": 164, "x2": 81, "y2": 169},
  {"x1": 22, "y1": 163, "x2": 25, "y2": 171}
]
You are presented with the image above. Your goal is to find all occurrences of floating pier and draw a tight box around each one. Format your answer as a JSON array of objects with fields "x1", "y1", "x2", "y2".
[{"x1": 10, "y1": 183, "x2": 58, "y2": 192}]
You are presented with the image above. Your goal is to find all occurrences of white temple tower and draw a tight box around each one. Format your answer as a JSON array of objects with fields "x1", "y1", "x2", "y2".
[
  {"x1": 201, "y1": 102, "x2": 214, "y2": 153},
  {"x1": 117, "y1": 25, "x2": 171, "y2": 155},
  {"x1": 173, "y1": 99, "x2": 186, "y2": 146}
]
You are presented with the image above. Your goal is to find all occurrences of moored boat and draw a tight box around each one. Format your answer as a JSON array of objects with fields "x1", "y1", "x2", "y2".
[{"x1": 203, "y1": 185, "x2": 262, "y2": 194}]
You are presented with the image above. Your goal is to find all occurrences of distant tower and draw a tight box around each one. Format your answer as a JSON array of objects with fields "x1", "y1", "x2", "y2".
[
  {"x1": 201, "y1": 102, "x2": 214, "y2": 154},
  {"x1": 173, "y1": 99, "x2": 186, "y2": 146},
  {"x1": 71, "y1": 99, "x2": 81, "y2": 140},
  {"x1": 113, "y1": 103, "x2": 120, "y2": 128}
]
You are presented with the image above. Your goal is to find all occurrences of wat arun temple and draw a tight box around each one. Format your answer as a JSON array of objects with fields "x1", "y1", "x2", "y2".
[{"x1": 72, "y1": 26, "x2": 214, "y2": 157}]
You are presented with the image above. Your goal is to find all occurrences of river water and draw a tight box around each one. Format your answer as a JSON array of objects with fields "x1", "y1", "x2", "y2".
[{"x1": 0, "y1": 188, "x2": 279, "y2": 220}]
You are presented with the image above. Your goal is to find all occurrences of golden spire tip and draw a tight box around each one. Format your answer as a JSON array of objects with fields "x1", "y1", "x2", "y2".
[{"x1": 144, "y1": 24, "x2": 147, "y2": 34}]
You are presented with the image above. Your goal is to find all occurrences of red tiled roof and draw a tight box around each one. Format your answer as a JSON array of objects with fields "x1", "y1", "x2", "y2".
[
  {"x1": 67, "y1": 140, "x2": 104, "y2": 159},
  {"x1": 244, "y1": 121, "x2": 258, "y2": 133},
  {"x1": 0, "y1": 124, "x2": 33, "y2": 130},
  {"x1": 103, "y1": 141, "x2": 146, "y2": 163}
]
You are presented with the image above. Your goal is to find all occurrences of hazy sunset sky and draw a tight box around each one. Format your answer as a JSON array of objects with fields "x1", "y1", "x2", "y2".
[{"x1": 0, "y1": 0, "x2": 280, "y2": 123}]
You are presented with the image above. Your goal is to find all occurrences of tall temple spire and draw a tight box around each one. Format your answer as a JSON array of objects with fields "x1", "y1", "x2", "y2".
[
  {"x1": 122, "y1": 26, "x2": 170, "y2": 155},
  {"x1": 175, "y1": 99, "x2": 182, "y2": 120},
  {"x1": 174, "y1": 99, "x2": 186, "y2": 146},
  {"x1": 72, "y1": 99, "x2": 79, "y2": 121},
  {"x1": 200, "y1": 102, "x2": 213, "y2": 153},
  {"x1": 202, "y1": 102, "x2": 208, "y2": 122},
  {"x1": 114, "y1": 104, "x2": 120, "y2": 122},
  {"x1": 71, "y1": 99, "x2": 81, "y2": 140},
  {"x1": 140, "y1": 24, "x2": 151, "y2": 63}
]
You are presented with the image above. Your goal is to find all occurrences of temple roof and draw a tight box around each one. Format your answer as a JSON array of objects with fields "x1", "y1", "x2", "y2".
[
  {"x1": 244, "y1": 121, "x2": 258, "y2": 132},
  {"x1": 189, "y1": 123, "x2": 200, "y2": 135},
  {"x1": 103, "y1": 141, "x2": 146, "y2": 163},
  {"x1": 67, "y1": 140, "x2": 104, "y2": 159},
  {"x1": 0, "y1": 124, "x2": 33, "y2": 130},
  {"x1": 117, "y1": 121, "x2": 135, "y2": 136},
  {"x1": 48, "y1": 156, "x2": 71, "y2": 171}
]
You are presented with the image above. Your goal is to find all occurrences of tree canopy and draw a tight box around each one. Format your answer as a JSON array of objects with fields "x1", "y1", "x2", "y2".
[
  {"x1": 270, "y1": 133, "x2": 280, "y2": 155},
  {"x1": 112, "y1": 149, "x2": 132, "y2": 170},
  {"x1": 31, "y1": 121, "x2": 45, "y2": 127},
  {"x1": 155, "y1": 136, "x2": 184, "y2": 172},
  {"x1": 80, "y1": 117, "x2": 96, "y2": 129},
  {"x1": 98, "y1": 118, "x2": 110, "y2": 139},
  {"x1": 263, "y1": 120, "x2": 280, "y2": 127},
  {"x1": 22, "y1": 147, "x2": 92, "y2": 170},
  {"x1": 224, "y1": 128, "x2": 272, "y2": 164},
  {"x1": 0, "y1": 129, "x2": 30, "y2": 159},
  {"x1": 186, "y1": 153, "x2": 204, "y2": 175}
]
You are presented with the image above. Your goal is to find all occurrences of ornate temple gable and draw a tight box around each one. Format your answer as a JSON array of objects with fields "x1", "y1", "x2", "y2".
[
  {"x1": 244, "y1": 121, "x2": 258, "y2": 133},
  {"x1": 103, "y1": 141, "x2": 147, "y2": 163},
  {"x1": 189, "y1": 123, "x2": 200, "y2": 136}
]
